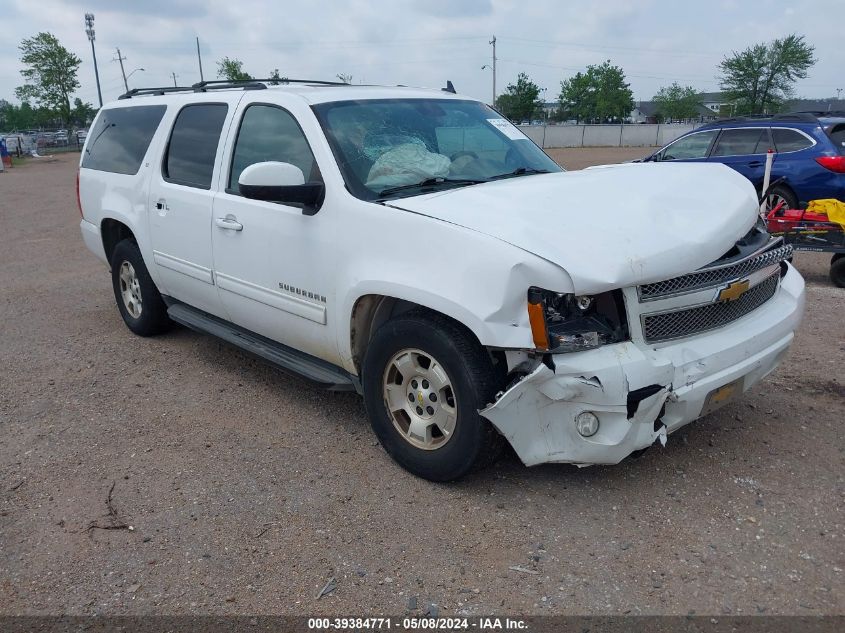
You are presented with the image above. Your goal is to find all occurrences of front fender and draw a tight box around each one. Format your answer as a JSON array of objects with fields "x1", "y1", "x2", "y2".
[{"x1": 333, "y1": 209, "x2": 573, "y2": 374}]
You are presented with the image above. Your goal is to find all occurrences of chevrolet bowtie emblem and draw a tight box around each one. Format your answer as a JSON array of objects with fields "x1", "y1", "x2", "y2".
[{"x1": 718, "y1": 279, "x2": 750, "y2": 302}]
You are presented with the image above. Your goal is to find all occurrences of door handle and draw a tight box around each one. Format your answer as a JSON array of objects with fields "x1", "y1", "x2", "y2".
[
  {"x1": 748, "y1": 161, "x2": 763, "y2": 168},
  {"x1": 215, "y1": 216, "x2": 243, "y2": 231}
]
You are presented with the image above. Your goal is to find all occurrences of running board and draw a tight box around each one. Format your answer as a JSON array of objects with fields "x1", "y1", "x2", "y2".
[{"x1": 166, "y1": 302, "x2": 360, "y2": 392}]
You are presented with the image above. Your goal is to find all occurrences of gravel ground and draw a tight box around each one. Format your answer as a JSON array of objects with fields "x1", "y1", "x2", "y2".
[{"x1": 0, "y1": 151, "x2": 842, "y2": 617}]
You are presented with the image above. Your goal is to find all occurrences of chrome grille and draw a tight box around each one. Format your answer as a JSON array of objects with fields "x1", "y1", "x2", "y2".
[
  {"x1": 638, "y1": 243, "x2": 792, "y2": 301},
  {"x1": 641, "y1": 273, "x2": 780, "y2": 344}
]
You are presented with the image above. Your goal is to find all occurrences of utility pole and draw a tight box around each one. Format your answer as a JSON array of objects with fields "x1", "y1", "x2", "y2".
[
  {"x1": 84, "y1": 14, "x2": 102, "y2": 108},
  {"x1": 171, "y1": 72, "x2": 178, "y2": 87},
  {"x1": 196, "y1": 37, "x2": 204, "y2": 82},
  {"x1": 490, "y1": 35, "x2": 497, "y2": 107},
  {"x1": 114, "y1": 48, "x2": 128, "y2": 93}
]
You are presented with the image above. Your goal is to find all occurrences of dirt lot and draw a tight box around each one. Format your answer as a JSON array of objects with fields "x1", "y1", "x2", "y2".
[{"x1": 1, "y1": 150, "x2": 843, "y2": 618}]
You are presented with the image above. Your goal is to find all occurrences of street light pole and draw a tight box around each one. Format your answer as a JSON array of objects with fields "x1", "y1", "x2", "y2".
[
  {"x1": 84, "y1": 13, "x2": 102, "y2": 108},
  {"x1": 126, "y1": 68, "x2": 145, "y2": 88}
]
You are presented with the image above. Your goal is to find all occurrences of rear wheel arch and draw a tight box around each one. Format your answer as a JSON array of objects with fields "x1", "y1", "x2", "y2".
[
  {"x1": 762, "y1": 181, "x2": 799, "y2": 211},
  {"x1": 101, "y1": 218, "x2": 136, "y2": 266}
]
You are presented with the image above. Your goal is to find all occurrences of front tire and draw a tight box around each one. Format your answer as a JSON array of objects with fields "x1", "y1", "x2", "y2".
[
  {"x1": 362, "y1": 311, "x2": 503, "y2": 481},
  {"x1": 110, "y1": 239, "x2": 172, "y2": 336}
]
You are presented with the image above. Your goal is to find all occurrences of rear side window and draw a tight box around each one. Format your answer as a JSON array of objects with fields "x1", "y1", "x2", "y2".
[
  {"x1": 828, "y1": 124, "x2": 845, "y2": 154},
  {"x1": 81, "y1": 105, "x2": 166, "y2": 175},
  {"x1": 712, "y1": 128, "x2": 770, "y2": 156},
  {"x1": 772, "y1": 128, "x2": 814, "y2": 153},
  {"x1": 163, "y1": 103, "x2": 228, "y2": 189},
  {"x1": 228, "y1": 104, "x2": 320, "y2": 191}
]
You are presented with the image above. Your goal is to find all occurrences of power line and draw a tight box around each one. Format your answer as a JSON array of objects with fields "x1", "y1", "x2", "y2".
[
  {"x1": 498, "y1": 35, "x2": 724, "y2": 59},
  {"x1": 497, "y1": 57, "x2": 721, "y2": 83},
  {"x1": 115, "y1": 35, "x2": 488, "y2": 51}
]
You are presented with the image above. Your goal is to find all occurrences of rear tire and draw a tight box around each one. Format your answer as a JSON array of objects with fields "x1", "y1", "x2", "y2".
[
  {"x1": 765, "y1": 185, "x2": 798, "y2": 212},
  {"x1": 110, "y1": 239, "x2": 172, "y2": 336},
  {"x1": 830, "y1": 256, "x2": 845, "y2": 288},
  {"x1": 361, "y1": 310, "x2": 503, "y2": 481}
]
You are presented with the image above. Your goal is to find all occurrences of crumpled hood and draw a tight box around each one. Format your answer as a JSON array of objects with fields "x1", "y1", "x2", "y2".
[{"x1": 388, "y1": 162, "x2": 759, "y2": 293}]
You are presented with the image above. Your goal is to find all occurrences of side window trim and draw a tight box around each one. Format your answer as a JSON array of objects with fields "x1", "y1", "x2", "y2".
[
  {"x1": 161, "y1": 101, "x2": 229, "y2": 190},
  {"x1": 710, "y1": 126, "x2": 771, "y2": 158},
  {"x1": 225, "y1": 101, "x2": 322, "y2": 197},
  {"x1": 81, "y1": 105, "x2": 167, "y2": 175},
  {"x1": 660, "y1": 129, "x2": 718, "y2": 159},
  {"x1": 771, "y1": 126, "x2": 817, "y2": 154}
]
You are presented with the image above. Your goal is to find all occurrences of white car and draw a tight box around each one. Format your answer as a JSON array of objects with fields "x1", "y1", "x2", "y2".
[{"x1": 77, "y1": 79, "x2": 805, "y2": 481}]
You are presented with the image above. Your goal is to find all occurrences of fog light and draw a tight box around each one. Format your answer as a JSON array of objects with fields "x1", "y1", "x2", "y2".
[{"x1": 575, "y1": 411, "x2": 599, "y2": 437}]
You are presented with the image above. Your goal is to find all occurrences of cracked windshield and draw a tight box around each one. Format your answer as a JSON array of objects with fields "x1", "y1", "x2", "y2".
[{"x1": 314, "y1": 99, "x2": 561, "y2": 200}]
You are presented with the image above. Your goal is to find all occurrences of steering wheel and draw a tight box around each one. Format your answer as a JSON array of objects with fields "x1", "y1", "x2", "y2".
[{"x1": 450, "y1": 150, "x2": 479, "y2": 161}]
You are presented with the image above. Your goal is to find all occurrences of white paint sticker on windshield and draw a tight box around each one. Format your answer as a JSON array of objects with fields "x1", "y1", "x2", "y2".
[{"x1": 487, "y1": 118, "x2": 525, "y2": 140}]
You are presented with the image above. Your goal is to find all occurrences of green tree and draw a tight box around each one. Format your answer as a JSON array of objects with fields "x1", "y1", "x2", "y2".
[
  {"x1": 69, "y1": 98, "x2": 97, "y2": 127},
  {"x1": 268, "y1": 68, "x2": 285, "y2": 85},
  {"x1": 216, "y1": 57, "x2": 252, "y2": 81},
  {"x1": 653, "y1": 83, "x2": 700, "y2": 121},
  {"x1": 559, "y1": 71, "x2": 594, "y2": 123},
  {"x1": 15, "y1": 32, "x2": 81, "y2": 126},
  {"x1": 591, "y1": 61, "x2": 634, "y2": 122},
  {"x1": 558, "y1": 61, "x2": 633, "y2": 123},
  {"x1": 495, "y1": 72, "x2": 541, "y2": 122},
  {"x1": 718, "y1": 34, "x2": 816, "y2": 114}
]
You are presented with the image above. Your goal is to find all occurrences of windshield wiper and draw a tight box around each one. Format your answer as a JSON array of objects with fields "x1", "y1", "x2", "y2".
[
  {"x1": 489, "y1": 167, "x2": 552, "y2": 180},
  {"x1": 377, "y1": 177, "x2": 487, "y2": 199},
  {"x1": 85, "y1": 121, "x2": 115, "y2": 155}
]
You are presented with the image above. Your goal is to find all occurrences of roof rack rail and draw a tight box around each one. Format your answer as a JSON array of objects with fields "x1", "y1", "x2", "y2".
[
  {"x1": 118, "y1": 86, "x2": 195, "y2": 100},
  {"x1": 792, "y1": 110, "x2": 845, "y2": 118},
  {"x1": 191, "y1": 78, "x2": 351, "y2": 91},
  {"x1": 118, "y1": 78, "x2": 353, "y2": 100},
  {"x1": 713, "y1": 112, "x2": 820, "y2": 124},
  {"x1": 770, "y1": 112, "x2": 820, "y2": 123}
]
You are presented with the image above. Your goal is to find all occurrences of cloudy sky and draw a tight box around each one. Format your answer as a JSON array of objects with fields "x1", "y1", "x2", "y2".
[{"x1": 1, "y1": 0, "x2": 841, "y2": 108}]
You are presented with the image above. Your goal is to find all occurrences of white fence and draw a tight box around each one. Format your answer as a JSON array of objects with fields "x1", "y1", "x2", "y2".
[{"x1": 517, "y1": 123, "x2": 698, "y2": 148}]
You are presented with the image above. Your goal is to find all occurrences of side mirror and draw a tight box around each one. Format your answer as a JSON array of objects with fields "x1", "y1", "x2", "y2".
[{"x1": 238, "y1": 161, "x2": 325, "y2": 215}]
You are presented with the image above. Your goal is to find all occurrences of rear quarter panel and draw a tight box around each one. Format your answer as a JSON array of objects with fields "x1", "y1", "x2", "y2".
[{"x1": 78, "y1": 102, "x2": 175, "y2": 286}]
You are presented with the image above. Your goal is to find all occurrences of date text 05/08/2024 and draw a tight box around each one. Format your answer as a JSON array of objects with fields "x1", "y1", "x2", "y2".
[{"x1": 307, "y1": 617, "x2": 528, "y2": 630}]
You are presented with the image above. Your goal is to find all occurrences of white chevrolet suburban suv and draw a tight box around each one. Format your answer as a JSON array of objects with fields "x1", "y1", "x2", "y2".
[{"x1": 78, "y1": 79, "x2": 805, "y2": 481}]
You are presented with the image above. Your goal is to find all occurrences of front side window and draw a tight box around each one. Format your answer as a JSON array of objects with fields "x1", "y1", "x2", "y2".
[
  {"x1": 229, "y1": 104, "x2": 320, "y2": 191},
  {"x1": 711, "y1": 128, "x2": 770, "y2": 156},
  {"x1": 772, "y1": 128, "x2": 814, "y2": 153},
  {"x1": 82, "y1": 105, "x2": 166, "y2": 175},
  {"x1": 659, "y1": 130, "x2": 718, "y2": 160},
  {"x1": 163, "y1": 103, "x2": 228, "y2": 189},
  {"x1": 312, "y1": 98, "x2": 561, "y2": 201}
]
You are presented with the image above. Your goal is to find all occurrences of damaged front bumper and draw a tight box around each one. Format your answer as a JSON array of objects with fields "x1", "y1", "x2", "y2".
[{"x1": 480, "y1": 264, "x2": 805, "y2": 466}]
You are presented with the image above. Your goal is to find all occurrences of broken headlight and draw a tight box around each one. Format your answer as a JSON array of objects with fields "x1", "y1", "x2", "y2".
[{"x1": 527, "y1": 287, "x2": 629, "y2": 353}]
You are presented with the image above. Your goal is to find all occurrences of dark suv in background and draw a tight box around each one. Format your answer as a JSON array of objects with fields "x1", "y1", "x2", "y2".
[{"x1": 643, "y1": 112, "x2": 845, "y2": 210}]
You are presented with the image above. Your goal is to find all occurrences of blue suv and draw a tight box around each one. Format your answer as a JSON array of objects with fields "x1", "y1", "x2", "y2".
[{"x1": 643, "y1": 112, "x2": 845, "y2": 210}]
